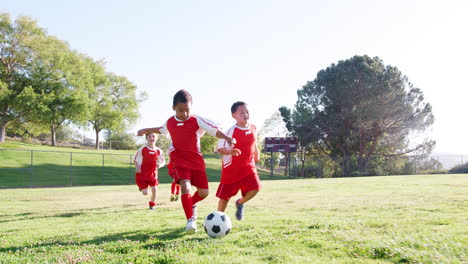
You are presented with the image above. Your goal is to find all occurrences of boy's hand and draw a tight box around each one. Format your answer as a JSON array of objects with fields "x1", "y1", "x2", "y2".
[
  {"x1": 231, "y1": 148, "x2": 242, "y2": 156},
  {"x1": 137, "y1": 129, "x2": 146, "y2": 136},
  {"x1": 226, "y1": 137, "x2": 236, "y2": 147},
  {"x1": 136, "y1": 166, "x2": 141, "y2": 173}
]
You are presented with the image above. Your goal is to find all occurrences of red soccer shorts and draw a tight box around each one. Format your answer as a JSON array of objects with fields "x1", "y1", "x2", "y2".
[
  {"x1": 173, "y1": 166, "x2": 209, "y2": 189},
  {"x1": 216, "y1": 173, "x2": 261, "y2": 200},
  {"x1": 135, "y1": 173, "x2": 158, "y2": 190}
]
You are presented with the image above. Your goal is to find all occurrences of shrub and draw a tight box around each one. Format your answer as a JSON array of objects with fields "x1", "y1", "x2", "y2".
[{"x1": 449, "y1": 162, "x2": 468, "y2": 174}]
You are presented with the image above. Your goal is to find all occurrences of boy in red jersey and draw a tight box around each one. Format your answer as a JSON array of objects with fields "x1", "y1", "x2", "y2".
[
  {"x1": 134, "y1": 132, "x2": 166, "y2": 209},
  {"x1": 137, "y1": 90, "x2": 234, "y2": 233},
  {"x1": 216, "y1": 101, "x2": 261, "y2": 220}
]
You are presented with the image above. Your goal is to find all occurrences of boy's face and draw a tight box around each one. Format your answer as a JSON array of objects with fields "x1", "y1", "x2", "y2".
[
  {"x1": 232, "y1": 104, "x2": 249, "y2": 126},
  {"x1": 146, "y1": 133, "x2": 157, "y2": 144},
  {"x1": 173, "y1": 102, "x2": 191, "y2": 121}
]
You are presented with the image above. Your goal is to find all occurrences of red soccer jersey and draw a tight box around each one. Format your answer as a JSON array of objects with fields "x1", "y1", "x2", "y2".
[
  {"x1": 218, "y1": 124, "x2": 258, "y2": 184},
  {"x1": 159, "y1": 115, "x2": 218, "y2": 170},
  {"x1": 134, "y1": 146, "x2": 165, "y2": 179}
]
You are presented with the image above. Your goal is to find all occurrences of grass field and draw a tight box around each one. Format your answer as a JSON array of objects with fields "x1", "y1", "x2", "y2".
[{"x1": 0, "y1": 174, "x2": 466, "y2": 264}]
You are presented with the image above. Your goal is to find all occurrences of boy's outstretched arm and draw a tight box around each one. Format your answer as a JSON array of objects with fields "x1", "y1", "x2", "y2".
[
  {"x1": 215, "y1": 130, "x2": 236, "y2": 147},
  {"x1": 137, "y1": 127, "x2": 162, "y2": 136}
]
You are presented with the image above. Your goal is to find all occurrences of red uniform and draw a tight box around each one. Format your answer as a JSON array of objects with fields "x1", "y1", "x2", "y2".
[
  {"x1": 134, "y1": 145, "x2": 165, "y2": 190},
  {"x1": 216, "y1": 124, "x2": 261, "y2": 199},
  {"x1": 159, "y1": 115, "x2": 218, "y2": 189}
]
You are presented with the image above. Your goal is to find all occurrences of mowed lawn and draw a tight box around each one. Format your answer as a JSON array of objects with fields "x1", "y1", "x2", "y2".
[{"x1": 0, "y1": 174, "x2": 466, "y2": 264}]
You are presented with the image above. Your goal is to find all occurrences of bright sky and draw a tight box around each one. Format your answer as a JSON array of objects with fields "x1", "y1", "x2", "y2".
[{"x1": 2, "y1": 0, "x2": 467, "y2": 154}]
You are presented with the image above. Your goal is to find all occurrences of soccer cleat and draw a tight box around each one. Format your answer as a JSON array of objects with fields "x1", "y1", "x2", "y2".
[
  {"x1": 192, "y1": 204, "x2": 198, "y2": 220},
  {"x1": 149, "y1": 201, "x2": 156, "y2": 210},
  {"x1": 174, "y1": 194, "x2": 179, "y2": 201},
  {"x1": 235, "y1": 199, "x2": 244, "y2": 221},
  {"x1": 170, "y1": 195, "x2": 176, "y2": 202},
  {"x1": 185, "y1": 217, "x2": 197, "y2": 233}
]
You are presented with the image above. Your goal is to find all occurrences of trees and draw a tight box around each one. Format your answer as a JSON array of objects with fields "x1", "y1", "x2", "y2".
[
  {"x1": 1, "y1": 13, "x2": 144, "y2": 147},
  {"x1": 200, "y1": 134, "x2": 217, "y2": 154},
  {"x1": 0, "y1": 13, "x2": 45, "y2": 143},
  {"x1": 29, "y1": 37, "x2": 94, "y2": 146},
  {"x1": 88, "y1": 72, "x2": 145, "y2": 149},
  {"x1": 280, "y1": 55, "x2": 435, "y2": 176}
]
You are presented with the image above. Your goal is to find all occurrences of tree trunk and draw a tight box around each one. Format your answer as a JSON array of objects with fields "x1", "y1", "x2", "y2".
[
  {"x1": 50, "y1": 124, "x2": 57, "y2": 146},
  {"x1": 0, "y1": 121, "x2": 7, "y2": 143},
  {"x1": 95, "y1": 128, "x2": 100, "y2": 149}
]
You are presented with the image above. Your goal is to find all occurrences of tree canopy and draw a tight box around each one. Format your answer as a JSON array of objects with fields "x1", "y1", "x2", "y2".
[
  {"x1": 0, "y1": 13, "x2": 144, "y2": 146},
  {"x1": 280, "y1": 55, "x2": 435, "y2": 176}
]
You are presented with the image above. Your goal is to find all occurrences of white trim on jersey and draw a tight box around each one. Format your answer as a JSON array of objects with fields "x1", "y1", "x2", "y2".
[
  {"x1": 155, "y1": 147, "x2": 166, "y2": 168},
  {"x1": 158, "y1": 120, "x2": 169, "y2": 135},
  {"x1": 217, "y1": 125, "x2": 236, "y2": 168},
  {"x1": 134, "y1": 146, "x2": 144, "y2": 167},
  {"x1": 195, "y1": 115, "x2": 218, "y2": 137}
]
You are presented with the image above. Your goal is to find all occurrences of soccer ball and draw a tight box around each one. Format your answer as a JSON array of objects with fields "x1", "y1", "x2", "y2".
[{"x1": 203, "y1": 211, "x2": 232, "y2": 238}]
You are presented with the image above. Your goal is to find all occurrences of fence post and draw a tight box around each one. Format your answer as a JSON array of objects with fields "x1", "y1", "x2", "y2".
[
  {"x1": 129, "y1": 154, "x2": 133, "y2": 184},
  {"x1": 30, "y1": 150, "x2": 34, "y2": 188},
  {"x1": 270, "y1": 152, "x2": 273, "y2": 179},
  {"x1": 70, "y1": 152, "x2": 73, "y2": 186},
  {"x1": 102, "y1": 153, "x2": 105, "y2": 185}
]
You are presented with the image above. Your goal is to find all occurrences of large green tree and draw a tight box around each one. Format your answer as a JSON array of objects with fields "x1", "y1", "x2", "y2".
[
  {"x1": 0, "y1": 13, "x2": 45, "y2": 143},
  {"x1": 280, "y1": 55, "x2": 435, "y2": 176},
  {"x1": 88, "y1": 72, "x2": 145, "y2": 149},
  {"x1": 29, "y1": 37, "x2": 94, "y2": 146}
]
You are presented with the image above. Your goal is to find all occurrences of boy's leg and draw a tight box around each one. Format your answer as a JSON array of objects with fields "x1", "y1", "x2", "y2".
[
  {"x1": 192, "y1": 188, "x2": 208, "y2": 204},
  {"x1": 180, "y1": 179, "x2": 194, "y2": 219},
  {"x1": 170, "y1": 182, "x2": 177, "y2": 201},
  {"x1": 236, "y1": 190, "x2": 259, "y2": 217},
  {"x1": 191, "y1": 188, "x2": 208, "y2": 220},
  {"x1": 180, "y1": 179, "x2": 197, "y2": 233},
  {"x1": 173, "y1": 184, "x2": 180, "y2": 201},
  {"x1": 236, "y1": 174, "x2": 261, "y2": 220},
  {"x1": 217, "y1": 198, "x2": 230, "y2": 212},
  {"x1": 237, "y1": 189, "x2": 259, "y2": 205},
  {"x1": 215, "y1": 182, "x2": 237, "y2": 212},
  {"x1": 150, "y1": 186, "x2": 157, "y2": 204},
  {"x1": 140, "y1": 187, "x2": 149, "y2": 195}
]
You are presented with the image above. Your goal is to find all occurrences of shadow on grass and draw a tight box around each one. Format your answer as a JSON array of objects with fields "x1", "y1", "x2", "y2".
[
  {"x1": 0, "y1": 228, "x2": 186, "y2": 253},
  {"x1": 1, "y1": 163, "x2": 294, "y2": 189},
  {"x1": 0, "y1": 207, "x2": 114, "y2": 224},
  {"x1": 0, "y1": 164, "x2": 170, "y2": 188}
]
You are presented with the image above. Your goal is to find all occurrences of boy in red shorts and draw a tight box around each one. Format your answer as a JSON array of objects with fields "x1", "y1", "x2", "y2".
[
  {"x1": 134, "y1": 132, "x2": 166, "y2": 209},
  {"x1": 216, "y1": 101, "x2": 261, "y2": 220},
  {"x1": 137, "y1": 90, "x2": 234, "y2": 233}
]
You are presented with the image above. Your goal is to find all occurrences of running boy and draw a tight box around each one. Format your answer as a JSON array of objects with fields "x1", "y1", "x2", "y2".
[
  {"x1": 137, "y1": 90, "x2": 234, "y2": 233},
  {"x1": 134, "y1": 132, "x2": 166, "y2": 209},
  {"x1": 216, "y1": 101, "x2": 261, "y2": 220}
]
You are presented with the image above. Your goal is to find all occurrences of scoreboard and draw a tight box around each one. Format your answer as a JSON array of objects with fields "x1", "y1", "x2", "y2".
[{"x1": 264, "y1": 137, "x2": 298, "y2": 152}]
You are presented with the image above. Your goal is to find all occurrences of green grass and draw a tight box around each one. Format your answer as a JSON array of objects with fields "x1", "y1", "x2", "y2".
[{"x1": 0, "y1": 174, "x2": 466, "y2": 263}]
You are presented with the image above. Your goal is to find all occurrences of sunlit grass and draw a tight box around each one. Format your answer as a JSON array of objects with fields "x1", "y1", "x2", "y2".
[{"x1": 1, "y1": 174, "x2": 466, "y2": 263}]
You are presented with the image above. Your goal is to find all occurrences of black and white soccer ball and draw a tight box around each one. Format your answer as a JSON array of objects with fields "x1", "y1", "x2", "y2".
[{"x1": 203, "y1": 211, "x2": 232, "y2": 238}]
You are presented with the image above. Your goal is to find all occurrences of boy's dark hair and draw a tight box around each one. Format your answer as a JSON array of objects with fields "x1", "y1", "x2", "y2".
[
  {"x1": 231, "y1": 101, "x2": 247, "y2": 114},
  {"x1": 173, "y1": 89, "x2": 192, "y2": 106},
  {"x1": 145, "y1": 132, "x2": 156, "y2": 138}
]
